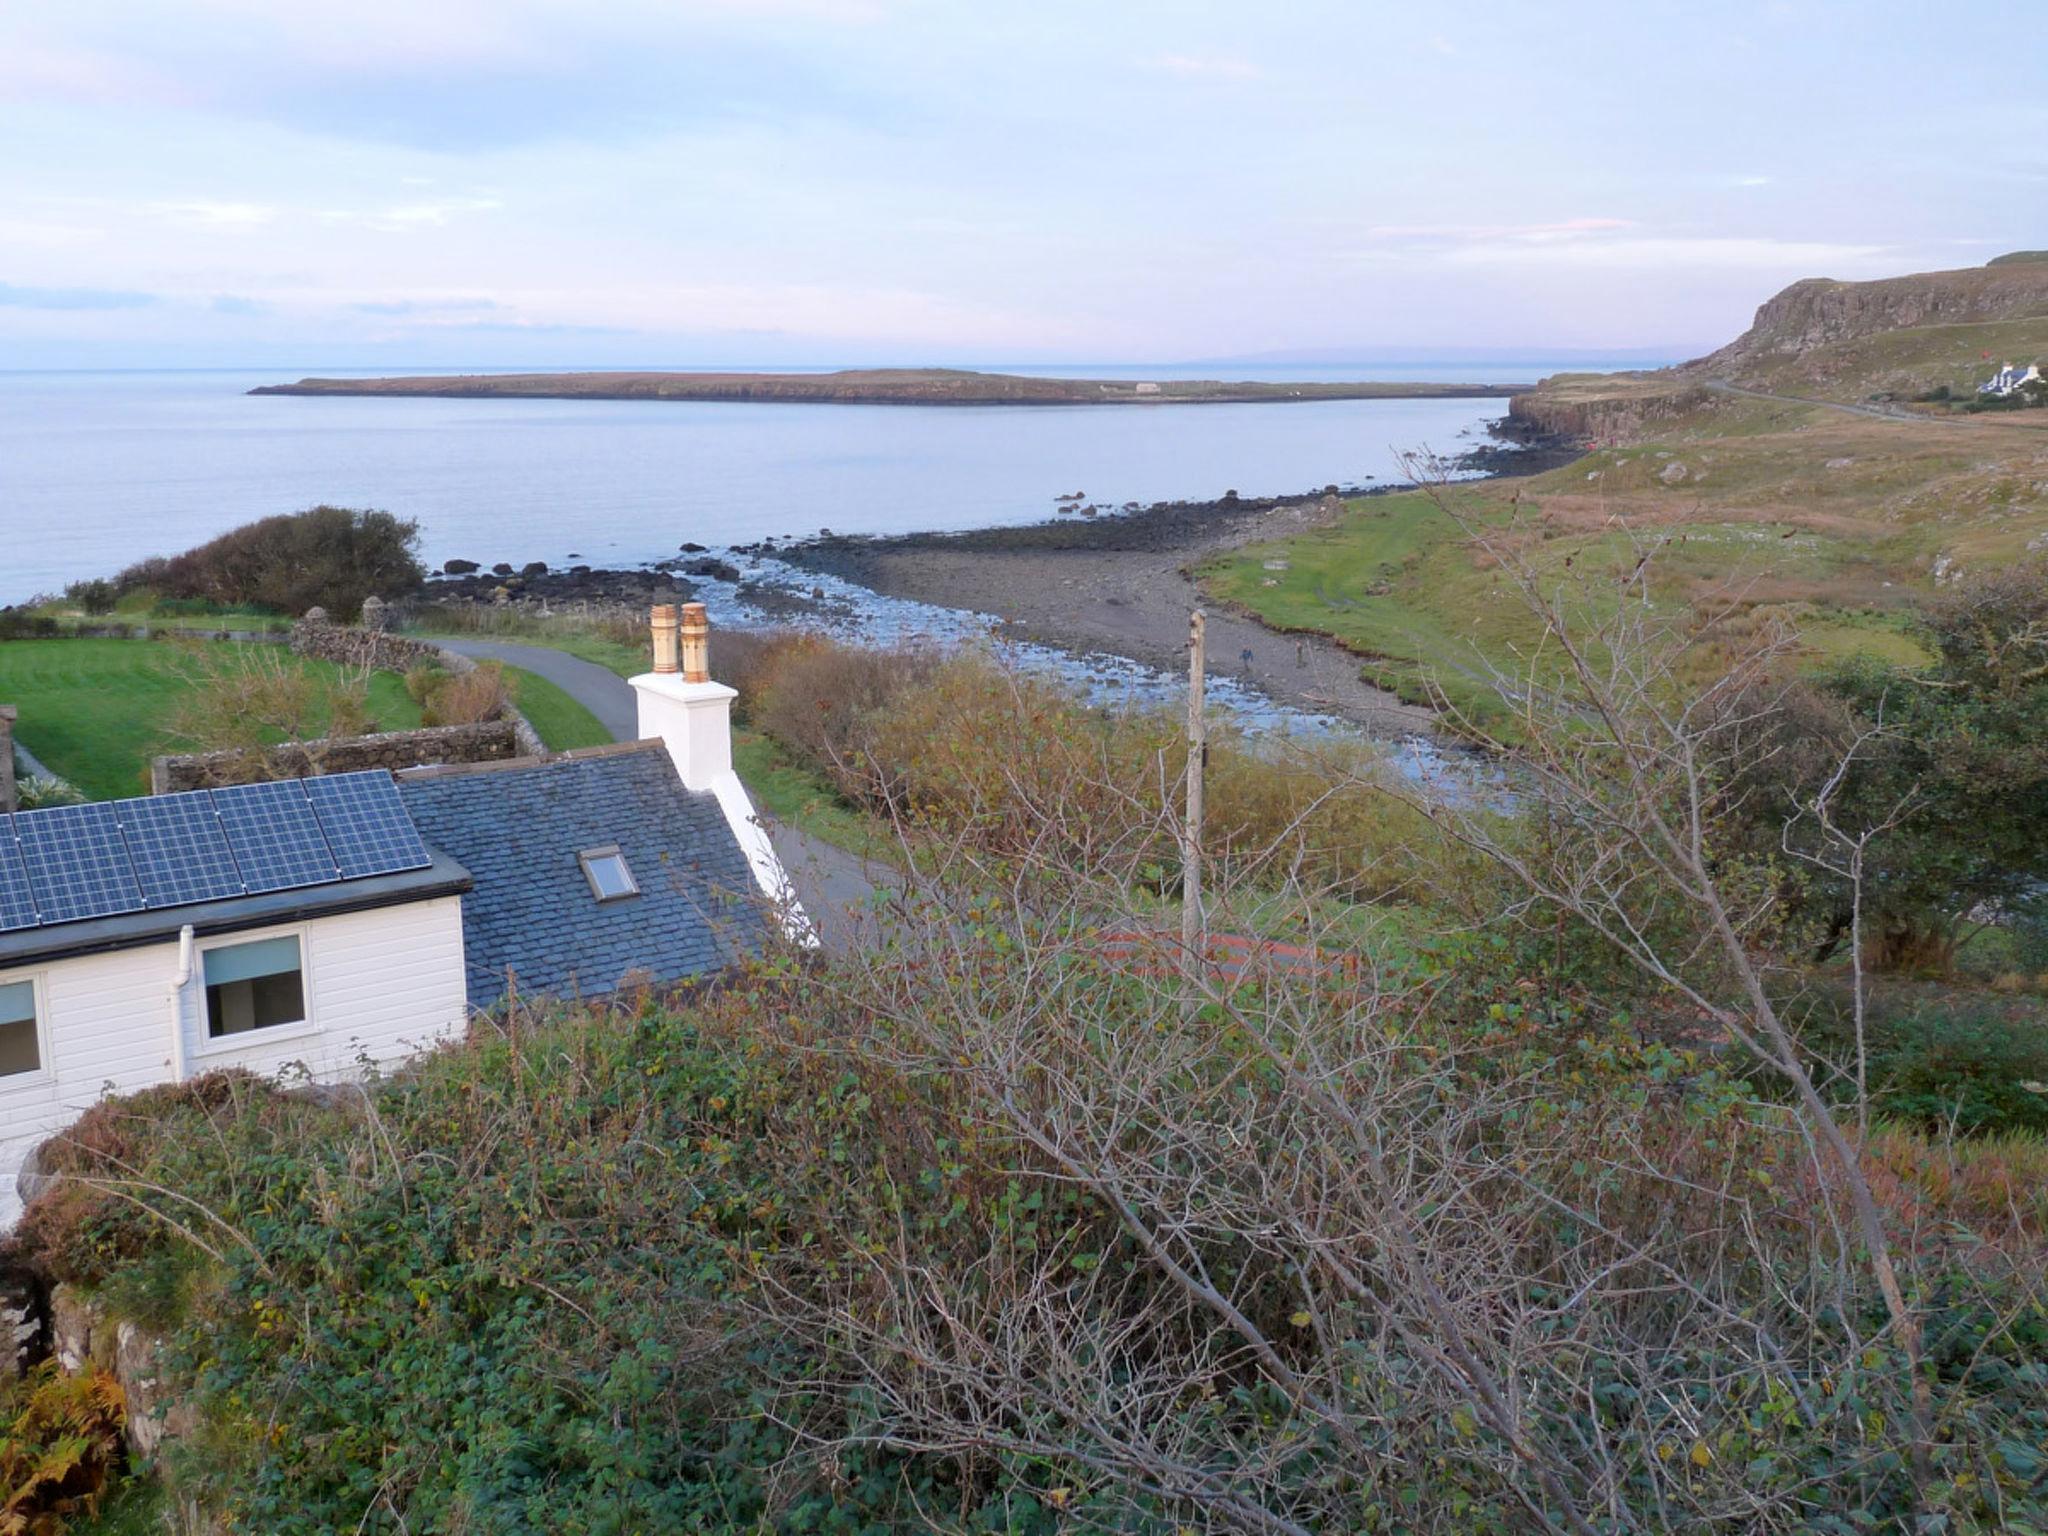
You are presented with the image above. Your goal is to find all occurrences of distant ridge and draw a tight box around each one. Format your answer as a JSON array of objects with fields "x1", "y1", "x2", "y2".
[{"x1": 249, "y1": 367, "x2": 1526, "y2": 406}]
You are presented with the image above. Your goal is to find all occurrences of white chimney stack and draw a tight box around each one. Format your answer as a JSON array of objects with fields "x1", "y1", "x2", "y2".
[
  {"x1": 629, "y1": 604, "x2": 814, "y2": 943},
  {"x1": 633, "y1": 602, "x2": 731, "y2": 791}
]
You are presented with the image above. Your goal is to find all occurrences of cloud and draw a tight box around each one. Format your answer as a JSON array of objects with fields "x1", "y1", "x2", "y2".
[
  {"x1": 1141, "y1": 53, "x2": 1261, "y2": 81},
  {"x1": 150, "y1": 200, "x2": 277, "y2": 228},
  {"x1": 1354, "y1": 218, "x2": 1895, "y2": 274},
  {"x1": 0, "y1": 281, "x2": 157, "y2": 310},
  {"x1": 350, "y1": 297, "x2": 505, "y2": 315},
  {"x1": 316, "y1": 197, "x2": 504, "y2": 232},
  {"x1": 1442, "y1": 236, "x2": 1896, "y2": 272},
  {"x1": 1366, "y1": 218, "x2": 1634, "y2": 243},
  {"x1": 210, "y1": 294, "x2": 266, "y2": 314}
]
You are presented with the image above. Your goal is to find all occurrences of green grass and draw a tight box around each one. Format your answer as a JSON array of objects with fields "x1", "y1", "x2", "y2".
[
  {"x1": 732, "y1": 727, "x2": 885, "y2": 856},
  {"x1": 1198, "y1": 489, "x2": 1521, "y2": 725},
  {"x1": 0, "y1": 638, "x2": 424, "y2": 801},
  {"x1": 501, "y1": 664, "x2": 612, "y2": 751},
  {"x1": 70, "y1": 1471, "x2": 168, "y2": 1534}
]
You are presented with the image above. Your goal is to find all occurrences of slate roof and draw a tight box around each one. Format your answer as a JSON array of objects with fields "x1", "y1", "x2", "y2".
[{"x1": 396, "y1": 742, "x2": 772, "y2": 1010}]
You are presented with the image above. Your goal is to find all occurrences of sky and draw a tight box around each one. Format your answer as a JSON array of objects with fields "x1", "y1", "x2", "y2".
[{"x1": 1, "y1": 0, "x2": 2042, "y2": 370}]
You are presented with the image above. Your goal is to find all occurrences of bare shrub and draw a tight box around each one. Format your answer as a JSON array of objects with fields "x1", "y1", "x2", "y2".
[
  {"x1": 420, "y1": 660, "x2": 513, "y2": 726},
  {"x1": 747, "y1": 639, "x2": 1448, "y2": 904},
  {"x1": 158, "y1": 641, "x2": 376, "y2": 781}
]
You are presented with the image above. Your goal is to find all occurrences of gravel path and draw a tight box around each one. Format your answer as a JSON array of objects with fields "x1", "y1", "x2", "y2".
[{"x1": 438, "y1": 637, "x2": 888, "y2": 949}]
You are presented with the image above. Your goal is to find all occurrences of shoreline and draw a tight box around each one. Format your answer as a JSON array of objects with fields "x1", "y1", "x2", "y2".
[
  {"x1": 751, "y1": 428, "x2": 1578, "y2": 736},
  {"x1": 420, "y1": 426, "x2": 1581, "y2": 739}
]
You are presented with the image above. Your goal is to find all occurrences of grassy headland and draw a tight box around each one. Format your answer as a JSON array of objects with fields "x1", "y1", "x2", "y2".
[{"x1": 249, "y1": 366, "x2": 1526, "y2": 405}]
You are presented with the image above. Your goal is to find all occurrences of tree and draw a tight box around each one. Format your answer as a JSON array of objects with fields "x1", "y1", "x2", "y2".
[
  {"x1": 118, "y1": 506, "x2": 424, "y2": 619},
  {"x1": 1809, "y1": 561, "x2": 2048, "y2": 969}
]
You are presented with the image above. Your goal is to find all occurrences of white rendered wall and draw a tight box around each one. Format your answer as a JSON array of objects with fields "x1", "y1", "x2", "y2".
[
  {"x1": 631, "y1": 673, "x2": 816, "y2": 944},
  {"x1": 0, "y1": 895, "x2": 468, "y2": 1230}
]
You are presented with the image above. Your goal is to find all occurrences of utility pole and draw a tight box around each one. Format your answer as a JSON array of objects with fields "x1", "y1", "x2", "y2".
[{"x1": 1181, "y1": 609, "x2": 1207, "y2": 965}]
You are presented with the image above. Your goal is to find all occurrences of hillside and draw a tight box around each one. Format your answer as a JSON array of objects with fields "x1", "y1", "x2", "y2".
[
  {"x1": 249, "y1": 367, "x2": 1523, "y2": 406},
  {"x1": 1202, "y1": 255, "x2": 2048, "y2": 723},
  {"x1": 1684, "y1": 255, "x2": 2048, "y2": 402}
]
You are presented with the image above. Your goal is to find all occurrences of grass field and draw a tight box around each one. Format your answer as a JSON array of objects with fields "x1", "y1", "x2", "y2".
[
  {"x1": 0, "y1": 638, "x2": 425, "y2": 801},
  {"x1": 500, "y1": 664, "x2": 612, "y2": 751}
]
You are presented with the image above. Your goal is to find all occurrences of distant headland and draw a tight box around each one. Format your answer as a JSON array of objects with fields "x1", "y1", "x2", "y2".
[{"x1": 248, "y1": 367, "x2": 1528, "y2": 406}]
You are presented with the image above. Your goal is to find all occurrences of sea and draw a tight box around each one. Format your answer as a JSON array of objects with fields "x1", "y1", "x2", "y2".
[
  {"x1": 0, "y1": 361, "x2": 1657, "y2": 605},
  {"x1": 0, "y1": 359, "x2": 1644, "y2": 753}
]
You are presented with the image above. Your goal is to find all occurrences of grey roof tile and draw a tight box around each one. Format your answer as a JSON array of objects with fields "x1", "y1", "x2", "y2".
[{"x1": 397, "y1": 745, "x2": 771, "y2": 1010}]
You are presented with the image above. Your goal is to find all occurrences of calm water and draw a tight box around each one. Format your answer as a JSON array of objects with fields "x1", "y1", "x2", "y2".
[{"x1": 0, "y1": 366, "x2": 1564, "y2": 603}]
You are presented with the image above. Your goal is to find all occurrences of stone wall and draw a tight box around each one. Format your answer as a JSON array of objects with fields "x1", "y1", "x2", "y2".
[
  {"x1": 152, "y1": 719, "x2": 523, "y2": 794},
  {"x1": 49, "y1": 1285, "x2": 196, "y2": 1464},
  {"x1": 289, "y1": 614, "x2": 449, "y2": 673}
]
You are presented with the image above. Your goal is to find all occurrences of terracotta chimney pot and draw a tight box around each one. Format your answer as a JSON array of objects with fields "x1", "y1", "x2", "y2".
[
  {"x1": 680, "y1": 603, "x2": 711, "y2": 684},
  {"x1": 650, "y1": 604, "x2": 681, "y2": 674}
]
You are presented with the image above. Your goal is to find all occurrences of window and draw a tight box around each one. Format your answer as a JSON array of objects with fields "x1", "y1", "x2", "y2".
[
  {"x1": 203, "y1": 935, "x2": 306, "y2": 1039},
  {"x1": 577, "y1": 846, "x2": 639, "y2": 902},
  {"x1": 0, "y1": 979, "x2": 39, "y2": 1078}
]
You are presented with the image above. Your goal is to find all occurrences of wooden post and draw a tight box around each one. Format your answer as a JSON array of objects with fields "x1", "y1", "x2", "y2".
[{"x1": 1181, "y1": 610, "x2": 1206, "y2": 963}]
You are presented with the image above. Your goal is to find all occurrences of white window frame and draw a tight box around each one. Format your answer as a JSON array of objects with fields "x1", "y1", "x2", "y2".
[
  {"x1": 0, "y1": 968, "x2": 53, "y2": 1087},
  {"x1": 191, "y1": 925, "x2": 319, "y2": 1057}
]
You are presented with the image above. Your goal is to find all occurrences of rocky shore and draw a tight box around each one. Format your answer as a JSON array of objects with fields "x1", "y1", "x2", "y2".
[
  {"x1": 760, "y1": 486, "x2": 1442, "y2": 733},
  {"x1": 424, "y1": 428, "x2": 1574, "y2": 737}
]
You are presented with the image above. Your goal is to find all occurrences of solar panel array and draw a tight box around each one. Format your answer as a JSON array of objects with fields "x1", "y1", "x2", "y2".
[{"x1": 0, "y1": 771, "x2": 433, "y2": 935}]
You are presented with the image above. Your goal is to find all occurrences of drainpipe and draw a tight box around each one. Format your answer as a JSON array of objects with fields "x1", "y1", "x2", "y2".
[{"x1": 168, "y1": 926, "x2": 194, "y2": 1083}]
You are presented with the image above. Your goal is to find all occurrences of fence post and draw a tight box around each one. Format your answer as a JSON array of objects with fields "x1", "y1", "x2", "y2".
[{"x1": 1181, "y1": 610, "x2": 1207, "y2": 968}]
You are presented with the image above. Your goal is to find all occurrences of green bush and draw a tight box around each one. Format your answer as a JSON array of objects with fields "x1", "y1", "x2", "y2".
[
  {"x1": 115, "y1": 507, "x2": 425, "y2": 620},
  {"x1": 1866, "y1": 998, "x2": 2048, "y2": 1134}
]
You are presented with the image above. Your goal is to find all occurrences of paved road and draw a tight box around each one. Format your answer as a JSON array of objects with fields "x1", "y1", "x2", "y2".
[{"x1": 439, "y1": 636, "x2": 889, "y2": 949}]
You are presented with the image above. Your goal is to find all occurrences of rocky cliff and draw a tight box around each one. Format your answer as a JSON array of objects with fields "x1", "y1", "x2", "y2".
[{"x1": 1690, "y1": 257, "x2": 2048, "y2": 377}]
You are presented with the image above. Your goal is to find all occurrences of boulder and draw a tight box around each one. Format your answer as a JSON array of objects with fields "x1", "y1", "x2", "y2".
[{"x1": 441, "y1": 558, "x2": 481, "y2": 575}]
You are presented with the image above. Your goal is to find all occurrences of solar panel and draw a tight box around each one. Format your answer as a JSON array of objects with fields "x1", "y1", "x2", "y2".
[
  {"x1": 305, "y1": 771, "x2": 430, "y2": 879},
  {"x1": 14, "y1": 803, "x2": 144, "y2": 924},
  {"x1": 116, "y1": 792, "x2": 245, "y2": 909},
  {"x1": 0, "y1": 822, "x2": 41, "y2": 932},
  {"x1": 211, "y1": 780, "x2": 342, "y2": 894}
]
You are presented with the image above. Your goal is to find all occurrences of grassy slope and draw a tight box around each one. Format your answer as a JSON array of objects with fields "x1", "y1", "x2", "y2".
[
  {"x1": 1203, "y1": 383, "x2": 2045, "y2": 711},
  {"x1": 499, "y1": 664, "x2": 611, "y2": 752},
  {"x1": 0, "y1": 639, "x2": 424, "y2": 800},
  {"x1": 1734, "y1": 317, "x2": 2048, "y2": 406}
]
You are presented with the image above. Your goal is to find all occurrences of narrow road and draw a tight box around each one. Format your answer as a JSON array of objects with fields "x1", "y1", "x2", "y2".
[
  {"x1": 1704, "y1": 378, "x2": 1924, "y2": 423},
  {"x1": 437, "y1": 636, "x2": 889, "y2": 950}
]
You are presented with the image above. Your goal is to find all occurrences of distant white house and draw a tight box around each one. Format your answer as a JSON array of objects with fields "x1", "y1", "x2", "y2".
[
  {"x1": 1980, "y1": 361, "x2": 2042, "y2": 397},
  {"x1": 0, "y1": 607, "x2": 801, "y2": 1228}
]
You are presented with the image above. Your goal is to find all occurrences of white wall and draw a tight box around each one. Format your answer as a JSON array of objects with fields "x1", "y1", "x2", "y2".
[{"x1": 0, "y1": 896, "x2": 468, "y2": 1230}]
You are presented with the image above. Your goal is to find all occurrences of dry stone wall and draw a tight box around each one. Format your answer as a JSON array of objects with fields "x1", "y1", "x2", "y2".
[{"x1": 152, "y1": 719, "x2": 522, "y2": 793}]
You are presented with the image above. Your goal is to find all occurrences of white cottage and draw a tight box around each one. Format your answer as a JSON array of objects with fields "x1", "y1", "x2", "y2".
[
  {"x1": 1, "y1": 605, "x2": 799, "y2": 1228},
  {"x1": 0, "y1": 776, "x2": 473, "y2": 1226},
  {"x1": 1980, "y1": 361, "x2": 2042, "y2": 397}
]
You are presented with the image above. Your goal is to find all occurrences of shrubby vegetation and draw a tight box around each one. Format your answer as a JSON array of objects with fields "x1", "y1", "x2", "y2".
[
  {"x1": 402, "y1": 657, "x2": 517, "y2": 727},
  {"x1": 7, "y1": 518, "x2": 2047, "y2": 1532},
  {"x1": 113, "y1": 506, "x2": 424, "y2": 620}
]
